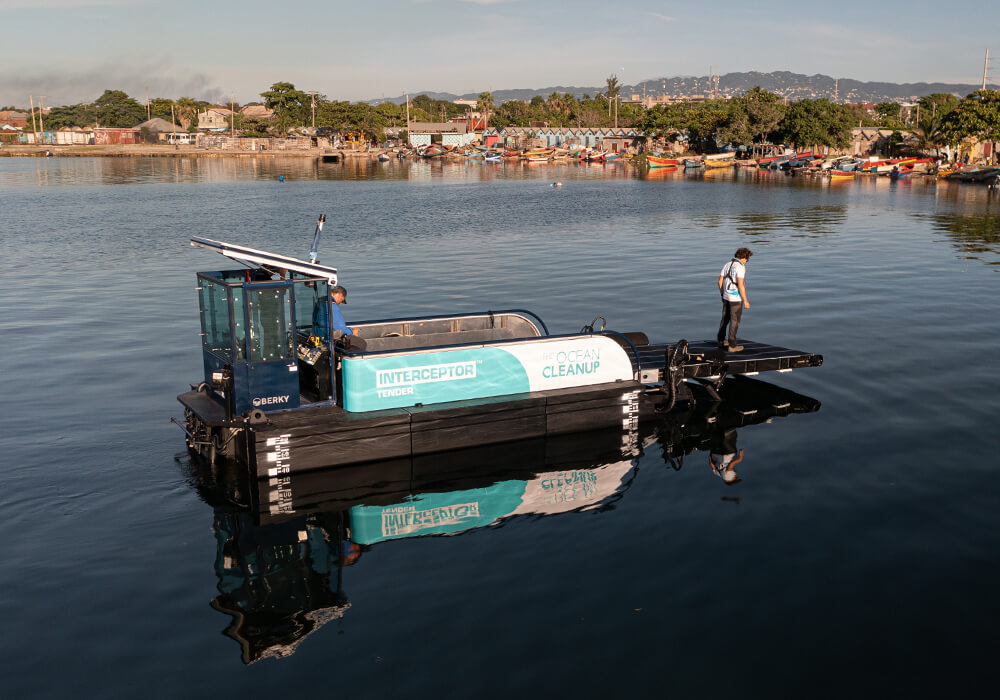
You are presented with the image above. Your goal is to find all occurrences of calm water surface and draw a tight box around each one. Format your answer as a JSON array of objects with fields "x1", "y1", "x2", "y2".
[{"x1": 1, "y1": 157, "x2": 998, "y2": 698}]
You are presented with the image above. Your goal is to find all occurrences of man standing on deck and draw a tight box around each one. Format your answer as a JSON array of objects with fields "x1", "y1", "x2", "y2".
[
  {"x1": 717, "y1": 248, "x2": 752, "y2": 353},
  {"x1": 313, "y1": 285, "x2": 366, "y2": 350}
]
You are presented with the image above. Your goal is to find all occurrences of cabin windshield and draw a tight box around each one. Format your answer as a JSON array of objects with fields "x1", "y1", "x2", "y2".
[{"x1": 199, "y1": 278, "x2": 234, "y2": 361}]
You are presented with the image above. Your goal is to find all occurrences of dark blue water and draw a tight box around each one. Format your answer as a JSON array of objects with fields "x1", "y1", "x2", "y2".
[{"x1": 2, "y1": 157, "x2": 999, "y2": 697}]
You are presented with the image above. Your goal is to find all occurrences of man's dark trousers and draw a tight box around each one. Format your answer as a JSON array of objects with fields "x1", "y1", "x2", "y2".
[{"x1": 717, "y1": 301, "x2": 743, "y2": 347}]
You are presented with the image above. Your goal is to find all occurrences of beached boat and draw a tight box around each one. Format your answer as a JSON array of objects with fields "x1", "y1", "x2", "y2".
[
  {"x1": 647, "y1": 155, "x2": 680, "y2": 168},
  {"x1": 703, "y1": 153, "x2": 736, "y2": 169},
  {"x1": 175, "y1": 235, "x2": 823, "y2": 475},
  {"x1": 945, "y1": 166, "x2": 1000, "y2": 183},
  {"x1": 684, "y1": 159, "x2": 704, "y2": 169}
]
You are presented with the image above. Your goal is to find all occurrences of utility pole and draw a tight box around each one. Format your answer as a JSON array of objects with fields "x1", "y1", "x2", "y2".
[
  {"x1": 146, "y1": 87, "x2": 150, "y2": 120},
  {"x1": 29, "y1": 95, "x2": 38, "y2": 142},
  {"x1": 834, "y1": 78, "x2": 838, "y2": 103},
  {"x1": 171, "y1": 103, "x2": 176, "y2": 144},
  {"x1": 983, "y1": 48, "x2": 991, "y2": 90},
  {"x1": 310, "y1": 90, "x2": 316, "y2": 128},
  {"x1": 405, "y1": 92, "x2": 410, "y2": 127},
  {"x1": 38, "y1": 96, "x2": 45, "y2": 134},
  {"x1": 231, "y1": 92, "x2": 235, "y2": 136}
]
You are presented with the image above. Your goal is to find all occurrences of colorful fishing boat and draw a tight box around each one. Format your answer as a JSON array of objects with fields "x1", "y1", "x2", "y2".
[
  {"x1": 647, "y1": 154, "x2": 680, "y2": 168},
  {"x1": 703, "y1": 152, "x2": 736, "y2": 168}
]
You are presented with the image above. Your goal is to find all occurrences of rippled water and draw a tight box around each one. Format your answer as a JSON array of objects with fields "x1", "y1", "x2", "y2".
[{"x1": 2, "y1": 157, "x2": 998, "y2": 698}]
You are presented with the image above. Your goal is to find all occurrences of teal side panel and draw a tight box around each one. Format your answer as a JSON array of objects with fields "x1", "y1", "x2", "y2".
[
  {"x1": 342, "y1": 347, "x2": 530, "y2": 411},
  {"x1": 349, "y1": 482, "x2": 528, "y2": 545}
]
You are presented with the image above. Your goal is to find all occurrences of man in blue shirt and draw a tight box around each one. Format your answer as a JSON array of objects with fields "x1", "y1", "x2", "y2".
[{"x1": 313, "y1": 285, "x2": 365, "y2": 349}]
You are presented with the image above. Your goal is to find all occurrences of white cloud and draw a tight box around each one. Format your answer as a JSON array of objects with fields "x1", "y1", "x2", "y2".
[{"x1": 649, "y1": 12, "x2": 675, "y2": 22}]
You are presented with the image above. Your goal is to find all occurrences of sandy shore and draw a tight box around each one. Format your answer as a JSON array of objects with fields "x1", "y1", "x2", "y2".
[{"x1": 0, "y1": 144, "x2": 382, "y2": 158}]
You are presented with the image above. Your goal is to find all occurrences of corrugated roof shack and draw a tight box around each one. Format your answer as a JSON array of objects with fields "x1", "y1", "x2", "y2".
[
  {"x1": 407, "y1": 122, "x2": 474, "y2": 147},
  {"x1": 55, "y1": 130, "x2": 93, "y2": 145},
  {"x1": 138, "y1": 118, "x2": 183, "y2": 142},
  {"x1": 484, "y1": 126, "x2": 646, "y2": 151},
  {"x1": 94, "y1": 127, "x2": 140, "y2": 145}
]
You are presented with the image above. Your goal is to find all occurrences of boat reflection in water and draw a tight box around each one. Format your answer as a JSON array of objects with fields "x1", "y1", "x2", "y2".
[{"x1": 190, "y1": 376, "x2": 820, "y2": 663}]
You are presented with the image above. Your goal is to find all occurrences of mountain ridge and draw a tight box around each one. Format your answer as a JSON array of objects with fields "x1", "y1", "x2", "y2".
[{"x1": 367, "y1": 71, "x2": 998, "y2": 106}]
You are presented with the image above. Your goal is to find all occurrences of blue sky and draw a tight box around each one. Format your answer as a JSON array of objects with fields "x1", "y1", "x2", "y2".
[{"x1": 0, "y1": 0, "x2": 996, "y2": 107}]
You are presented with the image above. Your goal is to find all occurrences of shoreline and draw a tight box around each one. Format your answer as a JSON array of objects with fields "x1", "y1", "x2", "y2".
[{"x1": 0, "y1": 144, "x2": 384, "y2": 158}]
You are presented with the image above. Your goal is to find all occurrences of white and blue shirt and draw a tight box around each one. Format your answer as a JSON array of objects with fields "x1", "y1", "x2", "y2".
[{"x1": 720, "y1": 260, "x2": 745, "y2": 302}]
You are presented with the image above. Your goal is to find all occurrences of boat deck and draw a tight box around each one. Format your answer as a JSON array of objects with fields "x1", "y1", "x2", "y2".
[{"x1": 634, "y1": 338, "x2": 823, "y2": 382}]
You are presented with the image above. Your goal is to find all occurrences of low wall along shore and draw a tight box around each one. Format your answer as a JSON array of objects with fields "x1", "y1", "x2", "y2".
[{"x1": 0, "y1": 144, "x2": 386, "y2": 158}]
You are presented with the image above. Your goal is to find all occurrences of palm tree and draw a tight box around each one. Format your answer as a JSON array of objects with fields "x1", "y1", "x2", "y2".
[
  {"x1": 605, "y1": 75, "x2": 621, "y2": 123},
  {"x1": 174, "y1": 97, "x2": 200, "y2": 131},
  {"x1": 912, "y1": 113, "x2": 949, "y2": 159},
  {"x1": 476, "y1": 92, "x2": 494, "y2": 129}
]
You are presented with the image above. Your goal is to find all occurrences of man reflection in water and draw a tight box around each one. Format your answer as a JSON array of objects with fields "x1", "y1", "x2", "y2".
[{"x1": 709, "y1": 428, "x2": 744, "y2": 484}]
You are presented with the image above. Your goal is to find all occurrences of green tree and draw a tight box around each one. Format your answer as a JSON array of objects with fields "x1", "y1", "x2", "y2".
[
  {"x1": 41, "y1": 103, "x2": 94, "y2": 129},
  {"x1": 679, "y1": 100, "x2": 731, "y2": 151},
  {"x1": 636, "y1": 104, "x2": 678, "y2": 139},
  {"x1": 873, "y1": 102, "x2": 903, "y2": 128},
  {"x1": 719, "y1": 86, "x2": 785, "y2": 146},
  {"x1": 492, "y1": 99, "x2": 533, "y2": 128},
  {"x1": 375, "y1": 101, "x2": 405, "y2": 127},
  {"x1": 910, "y1": 112, "x2": 952, "y2": 157},
  {"x1": 917, "y1": 93, "x2": 959, "y2": 121},
  {"x1": 941, "y1": 90, "x2": 1000, "y2": 145},
  {"x1": 93, "y1": 89, "x2": 146, "y2": 127},
  {"x1": 173, "y1": 97, "x2": 202, "y2": 131},
  {"x1": 778, "y1": 99, "x2": 855, "y2": 149},
  {"x1": 148, "y1": 98, "x2": 177, "y2": 123},
  {"x1": 261, "y1": 82, "x2": 308, "y2": 133},
  {"x1": 315, "y1": 100, "x2": 388, "y2": 140},
  {"x1": 476, "y1": 91, "x2": 494, "y2": 128}
]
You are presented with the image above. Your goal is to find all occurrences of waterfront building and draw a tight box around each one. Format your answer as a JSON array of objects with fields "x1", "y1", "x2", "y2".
[
  {"x1": 0, "y1": 110, "x2": 29, "y2": 128},
  {"x1": 198, "y1": 108, "x2": 235, "y2": 131},
  {"x1": 407, "y1": 121, "x2": 475, "y2": 147},
  {"x1": 92, "y1": 127, "x2": 141, "y2": 145},
  {"x1": 483, "y1": 126, "x2": 645, "y2": 152}
]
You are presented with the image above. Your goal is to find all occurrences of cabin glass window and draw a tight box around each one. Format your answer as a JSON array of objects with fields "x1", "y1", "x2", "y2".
[
  {"x1": 231, "y1": 286, "x2": 246, "y2": 361},
  {"x1": 198, "y1": 279, "x2": 233, "y2": 361},
  {"x1": 294, "y1": 280, "x2": 327, "y2": 335},
  {"x1": 248, "y1": 287, "x2": 293, "y2": 362}
]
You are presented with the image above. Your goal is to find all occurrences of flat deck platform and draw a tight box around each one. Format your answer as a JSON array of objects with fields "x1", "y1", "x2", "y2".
[{"x1": 634, "y1": 338, "x2": 823, "y2": 381}]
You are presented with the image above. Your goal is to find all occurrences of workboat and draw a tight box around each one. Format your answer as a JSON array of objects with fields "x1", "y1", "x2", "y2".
[
  {"x1": 175, "y1": 233, "x2": 823, "y2": 476},
  {"x1": 192, "y1": 374, "x2": 821, "y2": 663}
]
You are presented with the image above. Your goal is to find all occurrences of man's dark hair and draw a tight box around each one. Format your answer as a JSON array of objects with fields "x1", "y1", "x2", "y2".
[{"x1": 734, "y1": 247, "x2": 753, "y2": 260}]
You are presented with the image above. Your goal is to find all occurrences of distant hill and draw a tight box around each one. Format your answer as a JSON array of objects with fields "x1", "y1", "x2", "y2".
[{"x1": 368, "y1": 71, "x2": 998, "y2": 106}]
